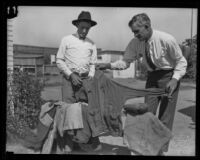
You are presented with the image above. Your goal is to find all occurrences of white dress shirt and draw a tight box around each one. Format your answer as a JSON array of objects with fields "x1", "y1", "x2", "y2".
[
  {"x1": 56, "y1": 34, "x2": 97, "y2": 78},
  {"x1": 111, "y1": 30, "x2": 187, "y2": 81}
]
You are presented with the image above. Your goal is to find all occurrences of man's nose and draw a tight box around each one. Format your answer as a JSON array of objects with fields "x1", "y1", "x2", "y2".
[
  {"x1": 83, "y1": 28, "x2": 87, "y2": 33},
  {"x1": 134, "y1": 33, "x2": 139, "y2": 37}
]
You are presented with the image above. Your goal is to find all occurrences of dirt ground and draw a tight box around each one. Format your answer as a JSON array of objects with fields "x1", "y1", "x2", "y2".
[{"x1": 6, "y1": 76, "x2": 196, "y2": 156}]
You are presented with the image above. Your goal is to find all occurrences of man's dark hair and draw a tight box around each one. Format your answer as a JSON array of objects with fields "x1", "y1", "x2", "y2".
[{"x1": 128, "y1": 13, "x2": 151, "y2": 28}]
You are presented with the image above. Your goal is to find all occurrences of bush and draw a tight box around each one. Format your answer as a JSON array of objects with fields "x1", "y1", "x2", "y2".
[
  {"x1": 7, "y1": 70, "x2": 46, "y2": 138},
  {"x1": 182, "y1": 44, "x2": 196, "y2": 81}
]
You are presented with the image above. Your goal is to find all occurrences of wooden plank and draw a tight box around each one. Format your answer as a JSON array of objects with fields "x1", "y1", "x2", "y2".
[
  {"x1": 7, "y1": 45, "x2": 13, "y2": 48},
  {"x1": 7, "y1": 56, "x2": 13, "y2": 61},
  {"x1": 7, "y1": 39, "x2": 13, "y2": 42},
  {"x1": 7, "y1": 55, "x2": 13, "y2": 58},
  {"x1": 7, "y1": 34, "x2": 13, "y2": 37},
  {"x1": 7, "y1": 29, "x2": 13, "y2": 33},
  {"x1": 7, "y1": 24, "x2": 13, "y2": 28},
  {"x1": 7, "y1": 49, "x2": 13, "y2": 52}
]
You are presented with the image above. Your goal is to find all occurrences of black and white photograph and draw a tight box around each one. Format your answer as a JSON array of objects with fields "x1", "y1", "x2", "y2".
[{"x1": 6, "y1": 5, "x2": 197, "y2": 156}]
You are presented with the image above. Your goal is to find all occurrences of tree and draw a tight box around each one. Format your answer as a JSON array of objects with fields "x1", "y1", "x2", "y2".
[{"x1": 181, "y1": 35, "x2": 197, "y2": 80}]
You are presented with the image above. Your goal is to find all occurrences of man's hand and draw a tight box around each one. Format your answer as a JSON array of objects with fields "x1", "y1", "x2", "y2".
[
  {"x1": 95, "y1": 63, "x2": 111, "y2": 70},
  {"x1": 70, "y1": 73, "x2": 82, "y2": 86},
  {"x1": 165, "y1": 78, "x2": 178, "y2": 98},
  {"x1": 87, "y1": 75, "x2": 93, "y2": 81}
]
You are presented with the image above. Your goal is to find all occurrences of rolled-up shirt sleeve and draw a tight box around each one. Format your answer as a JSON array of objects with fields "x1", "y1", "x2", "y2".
[
  {"x1": 88, "y1": 44, "x2": 97, "y2": 77},
  {"x1": 56, "y1": 38, "x2": 72, "y2": 77},
  {"x1": 167, "y1": 37, "x2": 188, "y2": 80}
]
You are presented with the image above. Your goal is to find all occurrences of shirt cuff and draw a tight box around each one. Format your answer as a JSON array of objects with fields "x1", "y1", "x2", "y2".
[
  {"x1": 88, "y1": 65, "x2": 95, "y2": 77},
  {"x1": 56, "y1": 59, "x2": 73, "y2": 78},
  {"x1": 172, "y1": 73, "x2": 181, "y2": 81}
]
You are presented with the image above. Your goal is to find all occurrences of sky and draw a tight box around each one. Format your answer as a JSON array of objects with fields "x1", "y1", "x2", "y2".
[{"x1": 12, "y1": 6, "x2": 198, "y2": 51}]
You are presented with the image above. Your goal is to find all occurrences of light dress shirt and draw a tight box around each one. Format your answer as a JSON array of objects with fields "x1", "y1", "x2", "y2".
[
  {"x1": 56, "y1": 34, "x2": 97, "y2": 78},
  {"x1": 111, "y1": 30, "x2": 187, "y2": 81}
]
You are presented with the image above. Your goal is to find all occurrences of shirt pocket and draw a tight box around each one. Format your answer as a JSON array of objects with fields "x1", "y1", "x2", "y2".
[
  {"x1": 160, "y1": 46, "x2": 167, "y2": 57},
  {"x1": 158, "y1": 47, "x2": 169, "y2": 66}
]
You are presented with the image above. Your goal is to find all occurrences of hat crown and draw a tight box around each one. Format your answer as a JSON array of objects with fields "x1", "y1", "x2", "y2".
[
  {"x1": 78, "y1": 11, "x2": 91, "y2": 20},
  {"x1": 72, "y1": 11, "x2": 97, "y2": 27}
]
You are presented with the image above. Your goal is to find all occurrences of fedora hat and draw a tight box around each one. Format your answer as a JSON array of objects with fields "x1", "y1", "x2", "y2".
[{"x1": 72, "y1": 11, "x2": 97, "y2": 27}]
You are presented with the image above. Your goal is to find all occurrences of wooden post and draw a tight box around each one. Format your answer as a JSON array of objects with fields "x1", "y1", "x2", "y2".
[
  {"x1": 7, "y1": 18, "x2": 15, "y2": 116},
  {"x1": 7, "y1": 5, "x2": 18, "y2": 116}
]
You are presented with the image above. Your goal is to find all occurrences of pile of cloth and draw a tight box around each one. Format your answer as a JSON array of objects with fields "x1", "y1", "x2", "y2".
[
  {"x1": 21, "y1": 101, "x2": 92, "y2": 153},
  {"x1": 21, "y1": 70, "x2": 172, "y2": 155}
]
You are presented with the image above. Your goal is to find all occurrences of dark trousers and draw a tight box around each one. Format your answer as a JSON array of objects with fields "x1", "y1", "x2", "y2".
[
  {"x1": 61, "y1": 74, "x2": 101, "y2": 148},
  {"x1": 61, "y1": 75, "x2": 77, "y2": 103},
  {"x1": 145, "y1": 70, "x2": 180, "y2": 152},
  {"x1": 61, "y1": 73, "x2": 89, "y2": 103}
]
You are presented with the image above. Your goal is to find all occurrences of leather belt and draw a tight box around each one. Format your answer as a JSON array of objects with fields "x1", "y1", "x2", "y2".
[{"x1": 74, "y1": 72, "x2": 89, "y2": 78}]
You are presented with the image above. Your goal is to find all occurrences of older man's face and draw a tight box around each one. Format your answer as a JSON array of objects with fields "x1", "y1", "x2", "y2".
[
  {"x1": 131, "y1": 22, "x2": 150, "y2": 41},
  {"x1": 77, "y1": 21, "x2": 91, "y2": 39}
]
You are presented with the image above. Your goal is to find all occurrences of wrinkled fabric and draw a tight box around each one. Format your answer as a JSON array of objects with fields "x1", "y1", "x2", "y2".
[
  {"x1": 55, "y1": 102, "x2": 84, "y2": 137},
  {"x1": 123, "y1": 112, "x2": 173, "y2": 155},
  {"x1": 22, "y1": 103, "x2": 57, "y2": 150},
  {"x1": 63, "y1": 103, "x2": 84, "y2": 130},
  {"x1": 78, "y1": 70, "x2": 167, "y2": 137},
  {"x1": 22, "y1": 101, "x2": 85, "y2": 151},
  {"x1": 39, "y1": 102, "x2": 55, "y2": 127},
  {"x1": 70, "y1": 103, "x2": 92, "y2": 144}
]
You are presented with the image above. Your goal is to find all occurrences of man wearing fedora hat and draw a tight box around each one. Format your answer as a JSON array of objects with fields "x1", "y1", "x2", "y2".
[
  {"x1": 56, "y1": 11, "x2": 101, "y2": 153},
  {"x1": 57, "y1": 11, "x2": 97, "y2": 93}
]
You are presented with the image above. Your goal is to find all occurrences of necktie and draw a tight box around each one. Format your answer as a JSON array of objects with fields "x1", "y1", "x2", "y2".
[{"x1": 145, "y1": 42, "x2": 156, "y2": 70}]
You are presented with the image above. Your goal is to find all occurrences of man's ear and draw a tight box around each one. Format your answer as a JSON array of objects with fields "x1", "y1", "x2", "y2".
[
  {"x1": 145, "y1": 23, "x2": 151, "y2": 30},
  {"x1": 144, "y1": 24, "x2": 149, "y2": 29}
]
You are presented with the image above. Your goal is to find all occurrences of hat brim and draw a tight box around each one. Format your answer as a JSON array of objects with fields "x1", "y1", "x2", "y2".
[{"x1": 72, "y1": 19, "x2": 97, "y2": 27}]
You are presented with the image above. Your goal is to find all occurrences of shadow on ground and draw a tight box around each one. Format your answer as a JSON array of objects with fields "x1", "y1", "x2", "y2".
[
  {"x1": 178, "y1": 105, "x2": 196, "y2": 123},
  {"x1": 71, "y1": 142, "x2": 131, "y2": 155}
]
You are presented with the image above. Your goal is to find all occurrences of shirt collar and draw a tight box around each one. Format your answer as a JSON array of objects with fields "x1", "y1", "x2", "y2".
[
  {"x1": 147, "y1": 30, "x2": 154, "y2": 44},
  {"x1": 73, "y1": 32, "x2": 86, "y2": 40}
]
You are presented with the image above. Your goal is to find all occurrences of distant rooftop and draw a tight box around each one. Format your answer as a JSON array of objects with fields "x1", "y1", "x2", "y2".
[
  {"x1": 14, "y1": 44, "x2": 58, "y2": 50},
  {"x1": 98, "y1": 50, "x2": 124, "y2": 55},
  {"x1": 14, "y1": 53, "x2": 44, "y2": 58}
]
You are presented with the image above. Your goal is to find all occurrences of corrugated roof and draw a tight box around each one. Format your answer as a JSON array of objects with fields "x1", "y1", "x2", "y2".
[{"x1": 14, "y1": 53, "x2": 44, "y2": 58}]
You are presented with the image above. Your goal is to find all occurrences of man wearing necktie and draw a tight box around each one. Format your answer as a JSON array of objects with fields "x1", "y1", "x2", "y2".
[{"x1": 96, "y1": 13, "x2": 187, "y2": 155}]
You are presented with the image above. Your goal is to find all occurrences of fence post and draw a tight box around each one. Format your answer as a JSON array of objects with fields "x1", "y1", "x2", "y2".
[{"x1": 7, "y1": 18, "x2": 15, "y2": 116}]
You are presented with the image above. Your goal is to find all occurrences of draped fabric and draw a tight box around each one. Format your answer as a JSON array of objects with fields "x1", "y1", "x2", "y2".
[{"x1": 79, "y1": 70, "x2": 167, "y2": 137}]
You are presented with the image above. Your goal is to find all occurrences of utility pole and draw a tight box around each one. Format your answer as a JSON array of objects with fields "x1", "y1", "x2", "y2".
[{"x1": 190, "y1": 9, "x2": 193, "y2": 49}]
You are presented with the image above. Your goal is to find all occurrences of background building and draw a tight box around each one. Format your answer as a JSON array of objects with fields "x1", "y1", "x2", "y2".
[
  {"x1": 14, "y1": 53, "x2": 44, "y2": 75},
  {"x1": 13, "y1": 44, "x2": 137, "y2": 78},
  {"x1": 97, "y1": 50, "x2": 136, "y2": 78}
]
